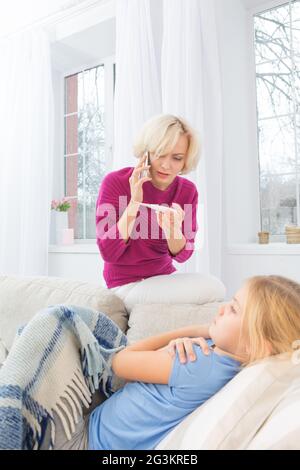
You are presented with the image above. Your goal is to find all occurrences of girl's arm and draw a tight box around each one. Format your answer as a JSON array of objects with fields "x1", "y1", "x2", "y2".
[
  {"x1": 123, "y1": 323, "x2": 210, "y2": 352},
  {"x1": 111, "y1": 323, "x2": 210, "y2": 384}
]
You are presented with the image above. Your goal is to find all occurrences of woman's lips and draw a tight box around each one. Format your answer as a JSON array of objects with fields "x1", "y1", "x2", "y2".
[{"x1": 157, "y1": 171, "x2": 170, "y2": 178}]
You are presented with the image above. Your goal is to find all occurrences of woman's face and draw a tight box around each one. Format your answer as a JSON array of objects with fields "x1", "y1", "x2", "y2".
[
  {"x1": 209, "y1": 284, "x2": 249, "y2": 359},
  {"x1": 149, "y1": 134, "x2": 188, "y2": 190}
]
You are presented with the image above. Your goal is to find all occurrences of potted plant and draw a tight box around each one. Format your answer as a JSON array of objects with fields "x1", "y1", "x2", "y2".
[{"x1": 51, "y1": 197, "x2": 73, "y2": 244}]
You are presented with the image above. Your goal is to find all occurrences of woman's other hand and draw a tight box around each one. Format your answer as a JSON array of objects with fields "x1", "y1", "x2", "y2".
[
  {"x1": 129, "y1": 154, "x2": 152, "y2": 204},
  {"x1": 164, "y1": 337, "x2": 211, "y2": 363},
  {"x1": 156, "y1": 203, "x2": 185, "y2": 238}
]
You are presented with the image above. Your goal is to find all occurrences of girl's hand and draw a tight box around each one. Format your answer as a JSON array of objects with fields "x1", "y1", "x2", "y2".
[
  {"x1": 156, "y1": 203, "x2": 185, "y2": 238},
  {"x1": 129, "y1": 154, "x2": 152, "y2": 203},
  {"x1": 165, "y1": 337, "x2": 211, "y2": 364}
]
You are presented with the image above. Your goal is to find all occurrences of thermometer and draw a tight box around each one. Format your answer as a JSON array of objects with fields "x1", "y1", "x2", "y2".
[{"x1": 137, "y1": 202, "x2": 176, "y2": 213}]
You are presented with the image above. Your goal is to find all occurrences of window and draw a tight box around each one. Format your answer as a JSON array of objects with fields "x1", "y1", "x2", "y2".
[
  {"x1": 64, "y1": 59, "x2": 115, "y2": 240},
  {"x1": 254, "y1": 0, "x2": 300, "y2": 238}
]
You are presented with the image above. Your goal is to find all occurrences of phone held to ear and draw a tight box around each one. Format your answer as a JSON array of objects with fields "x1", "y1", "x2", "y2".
[{"x1": 140, "y1": 151, "x2": 150, "y2": 179}]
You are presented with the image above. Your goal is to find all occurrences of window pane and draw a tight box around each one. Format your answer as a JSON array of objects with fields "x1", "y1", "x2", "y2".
[
  {"x1": 295, "y1": 67, "x2": 300, "y2": 113},
  {"x1": 255, "y1": 1, "x2": 300, "y2": 235},
  {"x1": 85, "y1": 148, "x2": 106, "y2": 196},
  {"x1": 261, "y1": 174, "x2": 297, "y2": 234},
  {"x1": 65, "y1": 155, "x2": 78, "y2": 237},
  {"x1": 292, "y1": 1, "x2": 300, "y2": 112},
  {"x1": 86, "y1": 194, "x2": 98, "y2": 239},
  {"x1": 75, "y1": 196, "x2": 84, "y2": 239},
  {"x1": 256, "y1": 59, "x2": 293, "y2": 118},
  {"x1": 64, "y1": 64, "x2": 106, "y2": 240},
  {"x1": 258, "y1": 116, "x2": 296, "y2": 176},
  {"x1": 254, "y1": 4, "x2": 291, "y2": 66},
  {"x1": 292, "y1": 1, "x2": 300, "y2": 52}
]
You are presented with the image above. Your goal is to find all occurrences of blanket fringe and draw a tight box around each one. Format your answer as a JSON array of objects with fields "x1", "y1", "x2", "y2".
[
  {"x1": 63, "y1": 390, "x2": 79, "y2": 424},
  {"x1": 23, "y1": 365, "x2": 94, "y2": 449},
  {"x1": 50, "y1": 370, "x2": 93, "y2": 445},
  {"x1": 49, "y1": 415, "x2": 55, "y2": 450},
  {"x1": 31, "y1": 339, "x2": 123, "y2": 448},
  {"x1": 45, "y1": 339, "x2": 120, "y2": 447}
]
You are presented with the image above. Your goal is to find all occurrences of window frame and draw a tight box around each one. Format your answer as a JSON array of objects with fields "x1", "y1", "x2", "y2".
[
  {"x1": 62, "y1": 55, "x2": 115, "y2": 243},
  {"x1": 249, "y1": 0, "x2": 300, "y2": 241}
]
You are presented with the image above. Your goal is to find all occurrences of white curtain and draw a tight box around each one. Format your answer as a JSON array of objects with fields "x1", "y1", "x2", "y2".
[
  {"x1": 161, "y1": 0, "x2": 223, "y2": 278},
  {"x1": 114, "y1": 0, "x2": 223, "y2": 278},
  {"x1": 113, "y1": 0, "x2": 162, "y2": 170},
  {"x1": 0, "y1": 28, "x2": 54, "y2": 276}
]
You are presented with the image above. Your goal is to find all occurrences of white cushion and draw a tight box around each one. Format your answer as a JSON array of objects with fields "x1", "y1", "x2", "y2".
[
  {"x1": 123, "y1": 273, "x2": 226, "y2": 313},
  {"x1": 156, "y1": 354, "x2": 300, "y2": 450},
  {"x1": 246, "y1": 387, "x2": 300, "y2": 450},
  {"x1": 126, "y1": 302, "x2": 221, "y2": 344},
  {"x1": 0, "y1": 275, "x2": 127, "y2": 355}
]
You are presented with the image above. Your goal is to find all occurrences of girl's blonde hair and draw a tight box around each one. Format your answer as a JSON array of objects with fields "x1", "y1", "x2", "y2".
[
  {"x1": 133, "y1": 114, "x2": 200, "y2": 174},
  {"x1": 241, "y1": 275, "x2": 300, "y2": 366}
]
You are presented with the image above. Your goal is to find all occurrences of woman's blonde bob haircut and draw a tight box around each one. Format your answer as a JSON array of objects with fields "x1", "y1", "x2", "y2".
[
  {"x1": 240, "y1": 275, "x2": 300, "y2": 366},
  {"x1": 133, "y1": 114, "x2": 200, "y2": 175}
]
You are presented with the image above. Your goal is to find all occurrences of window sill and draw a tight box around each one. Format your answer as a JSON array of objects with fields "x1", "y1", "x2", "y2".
[
  {"x1": 49, "y1": 244, "x2": 99, "y2": 254},
  {"x1": 228, "y1": 243, "x2": 300, "y2": 255}
]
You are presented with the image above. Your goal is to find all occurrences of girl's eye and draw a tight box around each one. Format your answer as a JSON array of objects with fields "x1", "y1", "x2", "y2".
[
  {"x1": 173, "y1": 157, "x2": 183, "y2": 161},
  {"x1": 230, "y1": 305, "x2": 236, "y2": 314}
]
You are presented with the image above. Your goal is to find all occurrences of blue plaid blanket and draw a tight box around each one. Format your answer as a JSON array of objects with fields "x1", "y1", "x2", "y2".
[{"x1": 0, "y1": 305, "x2": 127, "y2": 450}]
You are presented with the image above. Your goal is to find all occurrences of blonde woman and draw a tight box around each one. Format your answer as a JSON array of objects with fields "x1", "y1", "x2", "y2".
[
  {"x1": 51, "y1": 274, "x2": 300, "y2": 449},
  {"x1": 95, "y1": 114, "x2": 200, "y2": 294}
]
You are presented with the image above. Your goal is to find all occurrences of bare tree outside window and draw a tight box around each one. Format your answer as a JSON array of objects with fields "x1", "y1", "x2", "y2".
[
  {"x1": 64, "y1": 62, "x2": 114, "y2": 240},
  {"x1": 254, "y1": 0, "x2": 300, "y2": 238}
]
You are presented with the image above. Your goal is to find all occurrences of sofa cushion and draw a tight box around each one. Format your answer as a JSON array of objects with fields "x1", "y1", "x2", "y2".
[
  {"x1": 246, "y1": 385, "x2": 300, "y2": 450},
  {"x1": 156, "y1": 354, "x2": 300, "y2": 450},
  {"x1": 0, "y1": 276, "x2": 128, "y2": 354},
  {"x1": 126, "y1": 302, "x2": 221, "y2": 344},
  {"x1": 123, "y1": 273, "x2": 226, "y2": 314}
]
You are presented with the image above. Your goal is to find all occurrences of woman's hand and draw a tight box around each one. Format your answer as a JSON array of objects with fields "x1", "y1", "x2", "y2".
[
  {"x1": 164, "y1": 337, "x2": 211, "y2": 364},
  {"x1": 129, "y1": 154, "x2": 152, "y2": 204},
  {"x1": 156, "y1": 203, "x2": 185, "y2": 239}
]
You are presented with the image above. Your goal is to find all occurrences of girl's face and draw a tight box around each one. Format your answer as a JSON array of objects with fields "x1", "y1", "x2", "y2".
[
  {"x1": 149, "y1": 134, "x2": 188, "y2": 190},
  {"x1": 209, "y1": 284, "x2": 249, "y2": 360}
]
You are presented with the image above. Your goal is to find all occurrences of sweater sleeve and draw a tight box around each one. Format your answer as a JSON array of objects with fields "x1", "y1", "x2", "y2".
[
  {"x1": 169, "y1": 189, "x2": 198, "y2": 263},
  {"x1": 96, "y1": 172, "x2": 132, "y2": 263}
]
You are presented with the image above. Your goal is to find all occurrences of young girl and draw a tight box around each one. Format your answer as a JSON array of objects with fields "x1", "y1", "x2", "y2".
[{"x1": 55, "y1": 274, "x2": 300, "y2": 450}]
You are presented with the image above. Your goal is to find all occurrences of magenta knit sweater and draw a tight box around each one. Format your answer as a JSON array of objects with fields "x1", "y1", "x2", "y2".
[{"x1": 96, "y1": 167, "x2": 198, "y2": 288}]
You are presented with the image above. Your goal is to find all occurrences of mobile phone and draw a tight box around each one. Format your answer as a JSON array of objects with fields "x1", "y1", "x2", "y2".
[{"x1": 140, "y1": 151, "x2": 150, "y2": 179}]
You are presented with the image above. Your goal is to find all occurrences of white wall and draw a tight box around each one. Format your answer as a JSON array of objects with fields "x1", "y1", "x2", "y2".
[
  {"x1": 223, "y1": 245, "x2": 300, "y2": 298},
  {"x1": 216, "y1": 0, "x2": 261, "y2": 246},
  {"x1": 0, "y1": 0, "x2": 85, "y2": 38},
  {"x1": 48, "y1": 246, "x2": 104, "y2": 285}
]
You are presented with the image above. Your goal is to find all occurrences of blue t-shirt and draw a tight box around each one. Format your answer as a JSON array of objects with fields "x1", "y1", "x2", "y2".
[{"x1": 88, "y1": 340, "x2": 241, "y2": 450}]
